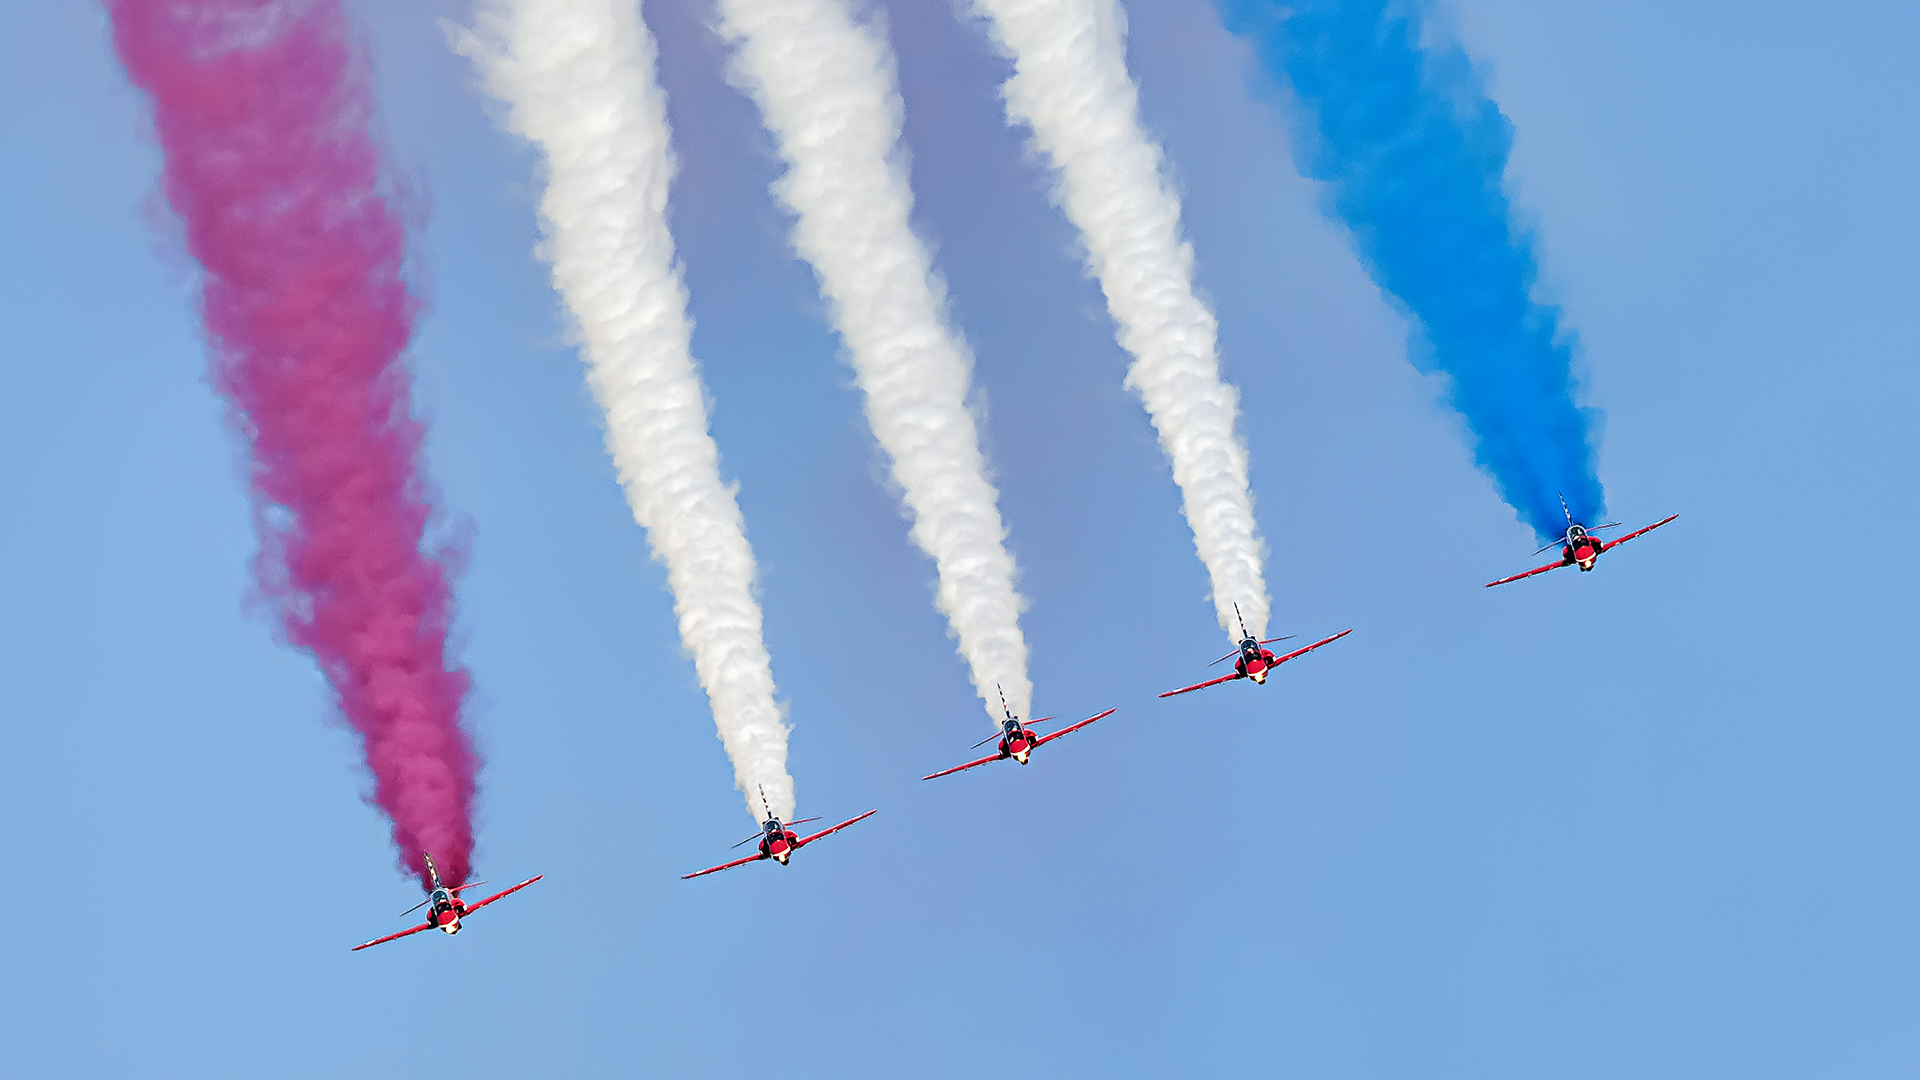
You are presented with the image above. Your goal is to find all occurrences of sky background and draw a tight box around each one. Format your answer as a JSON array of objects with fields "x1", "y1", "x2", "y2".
[{"x1": 3, "y1": 0, "x2": 1916, "y2": 1076}]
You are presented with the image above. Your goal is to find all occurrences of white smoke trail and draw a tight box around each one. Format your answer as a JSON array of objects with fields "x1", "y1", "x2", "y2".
[
  {"x1": 971, "y1": 0, "x2": 1271, "y2": 641},
  {"x1": 455, "y1": 0, "x2": 795, "y2": 820},
  {"x1": 715, "y1": 0, "x2": 1033, "y2": 724}
]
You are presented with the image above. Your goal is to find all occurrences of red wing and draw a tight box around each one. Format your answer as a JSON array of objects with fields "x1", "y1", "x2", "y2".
[
  {"x1": 1158, "y1": 672, "x2": 1243, "y2": 698},
  {"x1": 794, "y1": 809, "x2": 878, "y2": 848},
  {"x1": 1600, "y1": 514, "x2": 1678, "y2": 552},
  {"x1": 1032, "y1": 708, "x2": 1117, "y2": 748},
  {"x1": 1484, "y1": 559, "x2": 1566, "y2": 588},
  {"x1": 351, "y1": 921, "x2": 435, "y2": 952},
  {"x1": 459, "y1": 874, "x2": 543, "y2": 914},
  {"x1": 922, "y1": 752, "x2": 1006, "y2": 781},
  {"x1": 1268, "y1": 628, "x2": 1353, "y2": 666},
  {"x1": 681, "y1": 852, "x2": 766, "y2": 880}
]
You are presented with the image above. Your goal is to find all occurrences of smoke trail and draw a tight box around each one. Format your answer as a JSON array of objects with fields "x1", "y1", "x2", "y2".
[
  {"x1": 109, "y1": 0, "x2": 478, "y2": 888},
  {"x1": 716, "y1": 0, "x2": 1033, "y2": 724},
  {"x1": 1217, "y1": 0, "x2": 1605, "y2": 539},
  {"x1": 970, "y1": 0, "x2": 1273, "y2": 641},
  {"x1": 454, "y1": 0, "x2": 795, "y2": 821}
]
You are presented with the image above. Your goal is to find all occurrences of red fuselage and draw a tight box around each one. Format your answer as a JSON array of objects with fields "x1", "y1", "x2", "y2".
[
  {"x1": 1000, "y1": 725, "x2": 1040, "y2": 764},
  {"x1": 1236, "y1": 647, "x2": 1278, "y2": 684},
  {"x1": 1563, "y1": 532, "x2": 1603, "y2": 570},
  {"x1": 425, "y1": 888, "x2": 466, "y2": 935},
  {"x1": 760, "y1": 826, "x2": 801, "y2": 864}
]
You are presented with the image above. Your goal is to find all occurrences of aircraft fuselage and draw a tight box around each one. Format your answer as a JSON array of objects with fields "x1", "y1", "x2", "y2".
[
  {"x1": 999, "y1": 720, "x2": 1038, "y2": 764},
  {"x1": 1235, "y1": 639, "x2": 1277, "y2": 683},
  {"x1": 1548, "y1": 522, "x2": 1600, "y2": 570},
  {"x1": 759, "y1": 822, "x2": 800, "y2": 864},
  {"x1": 426, "y1": 887, "x2": 465, "y2": 934},
  {"x1": 1560, "y1": 526, "x2": 1603, "y2": 571}
]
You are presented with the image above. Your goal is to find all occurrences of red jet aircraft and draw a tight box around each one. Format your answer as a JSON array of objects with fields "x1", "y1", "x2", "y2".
[
  {"x1": 922, "y1": 689, "x2": 1116, "y2": 780},
  {"x1": 682, "y1": 787, "x2": 877, "y2": 879},
  {"x1": 1160, "y1": 604, "x2": 1353, "y2": 698},
  {"x1": 1486, "y1": 496, "x2": 1677, "y2": 588},
  {"x1": 351, "y1": 853, "x2": 542, "y2": 951}
]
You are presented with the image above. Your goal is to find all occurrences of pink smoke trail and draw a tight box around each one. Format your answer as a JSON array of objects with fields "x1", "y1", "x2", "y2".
[{"x1": 108, "y1": 0, "x2": 478, "y2": 888}]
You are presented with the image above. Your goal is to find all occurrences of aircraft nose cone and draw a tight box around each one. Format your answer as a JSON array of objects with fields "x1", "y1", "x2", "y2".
[{"x1": 1249, "y1": 668, "x2": 1267, "y2": 684}]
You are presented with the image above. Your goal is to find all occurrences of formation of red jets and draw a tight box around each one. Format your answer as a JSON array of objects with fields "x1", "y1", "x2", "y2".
[{"x1": 353, "y1": 498, "x2": 1674, "y2": 948}]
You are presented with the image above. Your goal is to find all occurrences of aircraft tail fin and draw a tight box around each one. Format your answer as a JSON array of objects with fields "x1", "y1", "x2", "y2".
[{"x1": 1233, "y1": 602, "x2": 1259, "y2": 645}]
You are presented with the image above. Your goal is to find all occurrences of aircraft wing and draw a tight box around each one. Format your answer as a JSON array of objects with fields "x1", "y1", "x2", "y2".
[
  {"x1": 459, "y1": 874, "x2": 543, "y2": 914},
  {"x1": 1269, "y1": 628, "x2": 1353, "y2": 666},
  {"x1": 1157, "y1": 672, "x2": 1243, "y2": 698},
  {"x1": 922, "y1": 752, "x2": 1005, "y2": 781},
  {"x1": 351, "y1": 921, "x2": 435, "y2": 952},
  {"x1": 1600, "y1": 514, "x2": 1678, "y2": 552},
  {"x1": 794, "y1": 809, "x2": 878, "y2": 848},
  {"x1": 681, "y1": 853, "x2": 765, "y2": 880},
  {"x1": 1033, "y1": 708, "x2": 1117, "y2": 748},
  {"x1": 1484, "y1": 559, "x2": 1566, "y2": 588}
]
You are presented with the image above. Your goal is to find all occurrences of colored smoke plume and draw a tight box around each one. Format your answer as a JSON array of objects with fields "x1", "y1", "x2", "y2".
[
  {"x1": 971, "y1": 0, "x2": 1274, "y2": 642},
  {"x1": 1218, "y1": 0, "x2": 1606, "y2": 538},
  {"x1": 717, "y1": 0, "x2": 1035, "y2": 725},
  {"x1": 457, "y1": 0, "x2": 797, "y2": 822},
  {"x1": 109, "y1": 0, "x2": 478, "y2": 887}
]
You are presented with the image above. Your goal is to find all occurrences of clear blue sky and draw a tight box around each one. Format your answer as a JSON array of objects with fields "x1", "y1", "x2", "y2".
[{"x1": 3, "y1": 1, "x2": 1915, "y2": 1076}]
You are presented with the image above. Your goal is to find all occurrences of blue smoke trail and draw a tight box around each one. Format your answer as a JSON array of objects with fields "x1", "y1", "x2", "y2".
[{"x1": 1216, "y1": 0, "x2": 1605, "y2": 538}]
